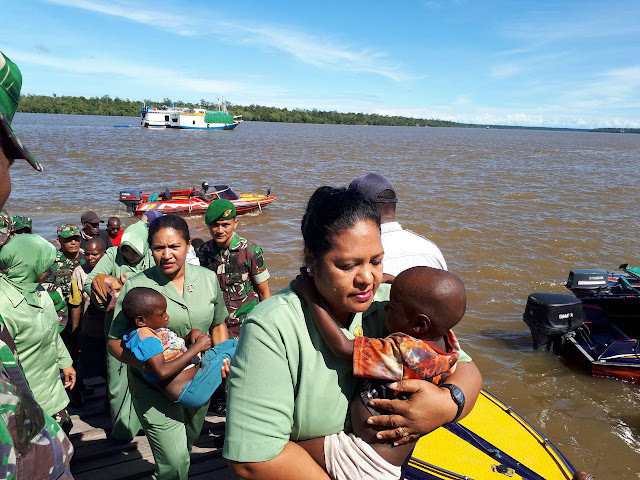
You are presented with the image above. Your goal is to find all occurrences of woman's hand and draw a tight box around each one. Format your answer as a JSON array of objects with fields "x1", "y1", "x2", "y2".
[
  {"x1": 220, "y1": 357, "x2": 231, "y2": 379},
  {"x1": 367, "y1": 362, "x2": 482, "y2": 446},
  {"x1": 61, "y1": 366, "x2": 76, "y2": 390}
]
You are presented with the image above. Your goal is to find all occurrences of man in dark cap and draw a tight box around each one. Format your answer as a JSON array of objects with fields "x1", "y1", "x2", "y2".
[
  {"x1": 349, "y1": 173, "x2": 447, "y2": 277},
  {"x1": 199, "y1": 199, "x2": 271, "y2": 338},
  {"x1": 0, "y1": 50, "x2": 73, "y2": 479},
  {"x1": 198, "y1": 182, "x2": 215, "y2": 202},
  {"x1": 80, "y1": 210, "x2": 113, "y2": 250}
]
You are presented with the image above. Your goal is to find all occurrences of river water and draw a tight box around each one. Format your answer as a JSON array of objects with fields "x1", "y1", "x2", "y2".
[{"x1": 8, "y1": 113, "x2": 640, "y2": 477}]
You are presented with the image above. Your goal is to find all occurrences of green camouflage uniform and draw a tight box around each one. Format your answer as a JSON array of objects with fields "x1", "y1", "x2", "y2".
[
  {"x1": 199, "y1": 233, "x2": 270, "y2": 337},
  {"x1": 0, "y1": 211, "x2": 12, "y2": 249},
  {"x1": 41, "y1": 271, "x2": 69, "y2": 334},
  {"x1": 11, "y1": 216, "x2": 31, "y2": 233},
  {"x1": 0, "y1": 49, "x2": 73, "y2": 479},
  {"x1": 52, "y1": 224, "x2": 85, "y2": 300}
]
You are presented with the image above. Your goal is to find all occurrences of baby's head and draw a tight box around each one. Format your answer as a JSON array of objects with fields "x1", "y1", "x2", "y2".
[
  {"x1": 122, "y1": 287, "x2": 169, "y2": 330},
  {"x1": 385, "y1": 266, "x2": 466, "y2": 340}
]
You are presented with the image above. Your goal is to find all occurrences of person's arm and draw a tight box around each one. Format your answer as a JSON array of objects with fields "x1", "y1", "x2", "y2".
[
  {"x1": 210, "y1": 271, "x2": 230, "y2": 345},
  {"x1": 229, "y1": 441, "x2": 329, "y2": 480},
  {"x1": 254, "y1": 280, "x2": 270, "y2": 302},
  {"x1": 107, "y1": 338, "x2": 148, "y2": 371},
  {"x1": 250, "y1": 246, "x2": 270, "y2": 302},
  {"x1": 70, "y1": 305, "x2": 81, "y2": 332},
  {"x1": 211, "y1": 322, "x2": 229, "y2": 345},
  {"x1": 293, "y1": 271, "x2": 353, "y2": 359},
  {"x1": 106, "y1": 279, "x2": 148, "y2": 371},
  {"x1": 366, "y1": 360, "x2": 482, "y2": 445},
  {"x1": 144, "y1": 334, "x2": 212, "y2": 381}
]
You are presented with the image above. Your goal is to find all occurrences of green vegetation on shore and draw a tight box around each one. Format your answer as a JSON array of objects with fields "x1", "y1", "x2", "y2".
[{"x1": 17, "y1": 94, "x2": 638, "y2": 132}]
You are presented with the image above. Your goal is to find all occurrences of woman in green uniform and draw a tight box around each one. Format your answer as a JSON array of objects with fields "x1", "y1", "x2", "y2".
[
  {"x1": 83, "y1": 221, "x2": 154, "y2": 441},
  {"x1": 108, "y1": 215, "x2": 229, "y2": 480},
  {"x1": 0, "y1": 234, "x2": 75, "y2": 429},
  {"x1": 224, "y1": 187, "x2": 482, "y2": 479}
]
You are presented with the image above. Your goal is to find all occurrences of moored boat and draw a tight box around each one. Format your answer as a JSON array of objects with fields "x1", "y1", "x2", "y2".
[
  {"x1": 523, "y1": 267, "x2": 640, "y2": 383},
  {"x1": 120, "y1": 185, "x2": 276, "y2": 217}
]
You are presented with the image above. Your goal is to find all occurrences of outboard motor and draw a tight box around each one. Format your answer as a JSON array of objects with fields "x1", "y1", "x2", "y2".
[
  {"x1": 119, "y1": 190, "x2": 142, "y2": 213},
  {"x1": 523, "y1": 293, "x2": 584, "y2": 350},
  {"x1": 565, "y1": 269, "x2": 608, "y2": 297}
]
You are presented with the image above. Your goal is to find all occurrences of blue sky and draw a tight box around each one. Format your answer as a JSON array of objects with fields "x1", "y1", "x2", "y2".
[{"x1": 2, "y1": 0, "x2": 639, "y2": 128}]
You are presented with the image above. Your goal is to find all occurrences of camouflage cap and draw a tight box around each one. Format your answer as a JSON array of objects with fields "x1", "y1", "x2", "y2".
[
  {"x1": 205, "y1": 199, "x2": 236, "y2": 225},
  {"x1": 57, "y1": 223, "x2": 80, "y2": 239},
  {"x1": 0, "y1": 52, "x2": 42, "y2": 171},
  {"x1": 12, "y1": 215, "x2": 31, "y2": 232},
  {"x1": 0, "y1": 210, "x2": 12, "y2": 246}
]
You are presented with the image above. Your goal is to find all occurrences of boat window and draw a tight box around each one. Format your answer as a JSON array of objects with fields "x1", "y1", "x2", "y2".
[
  {"x1": 172, "y1": 118, "x2": 178, "y2": 122},
  {"x1": 165, "y1": 115, "x2": 170, "y2": 121},
  {"x1": 193, "y1": 121, "x2": 196, "y2": 125},
  {"x1": 216, "y1": 188, "x2": 240, "y2": 201}
]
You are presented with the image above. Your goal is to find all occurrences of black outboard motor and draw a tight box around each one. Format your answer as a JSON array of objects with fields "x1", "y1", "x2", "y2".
[
  {"x1": 523, "y1": 293, "x2": 584, "y2": 350},
  {"x1": 565, "y1": 269, "x2": 608, "y2": 297},
  {"x1": 119, "y1": 190, "x2": 142, "y2": 213}
]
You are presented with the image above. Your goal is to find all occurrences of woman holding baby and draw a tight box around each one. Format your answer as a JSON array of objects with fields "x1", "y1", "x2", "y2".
[
  {"x1": 107, "y1": 215, "x2": 229, "y2": 480},
  {"x1": 223, "y1": 186, "x2": 482, "y2": 479}
]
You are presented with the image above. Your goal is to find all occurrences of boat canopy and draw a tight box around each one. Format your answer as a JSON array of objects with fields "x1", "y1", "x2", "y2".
[
  {"x1": 213, "y1": 185, "x2": 240, "y2": 200},
  {"x1": 205, "y1": 111, "x2": 235, "y2": 124}
]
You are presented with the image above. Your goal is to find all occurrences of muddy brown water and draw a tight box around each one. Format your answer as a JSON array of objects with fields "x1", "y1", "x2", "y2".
[{"x1": 8, "y1": 113, "x2": 640, "y2": 478}]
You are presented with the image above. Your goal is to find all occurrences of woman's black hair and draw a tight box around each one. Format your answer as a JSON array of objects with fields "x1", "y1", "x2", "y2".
[
  {"x1": 147, "y1": 214, "x2": 190, "y2": 246},
  {"x1": 301, "y1": 186, "x2": 380, "y2": 266}
]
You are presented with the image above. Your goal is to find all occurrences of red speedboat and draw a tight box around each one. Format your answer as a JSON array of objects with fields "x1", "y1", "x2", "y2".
[{"x1": 119, "y1": 185, "x2": 276, "y2": 217}]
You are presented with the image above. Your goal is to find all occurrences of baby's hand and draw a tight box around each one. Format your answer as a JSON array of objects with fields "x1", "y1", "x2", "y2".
[
  {"x1": 194, "y1": 334, "x2": 212, "y2": 352},
  {"x1": 293, "y1": 268, "x2": 317, "y2": 301}
]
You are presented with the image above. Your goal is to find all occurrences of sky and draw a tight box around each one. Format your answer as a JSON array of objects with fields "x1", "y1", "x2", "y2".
[{"x1": 2, "y1": 0, "x2": 639, "y2": 128}]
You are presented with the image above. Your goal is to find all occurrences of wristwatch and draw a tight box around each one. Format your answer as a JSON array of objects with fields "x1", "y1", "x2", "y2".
[{"x1": 441, "y1": 384, "x2": 465, "y2": 423}]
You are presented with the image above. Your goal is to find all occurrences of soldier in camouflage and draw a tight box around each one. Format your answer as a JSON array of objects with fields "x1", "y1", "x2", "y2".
[
  {"x1": 0, "y1": 50, "x2": 73, "y2": 478},
  {"x1": 52, "y1": 224, "x2": 85, "y2": 300},
  {"x1": 199, "y1": 199, "x2": 271, "y2": 337}
]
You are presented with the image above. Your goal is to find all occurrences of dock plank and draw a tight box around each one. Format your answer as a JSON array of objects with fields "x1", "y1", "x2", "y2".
[{"x1": 69, "y1": 379, "x2": 237, "y2": 479}]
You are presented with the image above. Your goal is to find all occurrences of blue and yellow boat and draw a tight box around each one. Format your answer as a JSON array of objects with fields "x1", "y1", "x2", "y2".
[{"x1": 404, "y1": 389, "x2": 582, "y2": 479}]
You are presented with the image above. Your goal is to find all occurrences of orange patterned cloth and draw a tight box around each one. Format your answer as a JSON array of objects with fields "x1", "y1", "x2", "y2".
[{"x1": 353, "y1": 330, "x2": 459, "y2": 385}]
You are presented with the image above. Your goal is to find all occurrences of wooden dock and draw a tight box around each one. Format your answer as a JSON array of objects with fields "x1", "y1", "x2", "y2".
[{"x1": 68, "y1": 379, "x2": 238, "y2": 479}]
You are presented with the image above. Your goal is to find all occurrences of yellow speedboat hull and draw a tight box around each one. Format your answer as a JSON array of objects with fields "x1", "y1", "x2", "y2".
[{"x1": 404, "y1": 389, "x2": 575, "y2": 479}]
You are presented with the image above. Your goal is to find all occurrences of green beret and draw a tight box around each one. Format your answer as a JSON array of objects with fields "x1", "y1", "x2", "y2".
[
  {"x1": 205, "y1": 199, "x2": 236, "y2": 224},
  {"x1": 57, "y1": 223, "x2": 81, "y2": 238}
]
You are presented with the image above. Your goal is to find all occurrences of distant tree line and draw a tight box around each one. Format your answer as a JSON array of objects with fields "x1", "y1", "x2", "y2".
[
  {"x1": 17, "y1": 94, "x2": 474, "y2": 127},
  {"x1": 17, "y1": 94, "x2": 639, "y2": 132}
]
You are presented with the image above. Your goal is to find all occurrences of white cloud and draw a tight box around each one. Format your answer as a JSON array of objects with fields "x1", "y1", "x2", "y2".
[
  {"x1": 11, "y1": 49, "x2": 241, "y2": 94},
  {"x1": 46, "y1": 0, "x2": 413, "y2": 82},
  {"x1": 47, "y1": 0, "x2": 197, "y2": 35}
]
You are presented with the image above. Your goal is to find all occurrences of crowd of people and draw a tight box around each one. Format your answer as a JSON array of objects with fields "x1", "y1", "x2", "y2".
[{"x1": 0, "y1": 50, "x2": 489, "y2": 480}]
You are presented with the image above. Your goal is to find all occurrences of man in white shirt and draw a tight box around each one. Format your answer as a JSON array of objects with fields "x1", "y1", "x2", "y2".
[{"x1": 349, "y1": 173, "x2": 447, "y2": 277}]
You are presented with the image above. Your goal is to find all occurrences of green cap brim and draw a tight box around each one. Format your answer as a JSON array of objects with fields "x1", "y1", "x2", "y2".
[{"x1": 0, "y1": 112, "x2": 42, "y2": 171}]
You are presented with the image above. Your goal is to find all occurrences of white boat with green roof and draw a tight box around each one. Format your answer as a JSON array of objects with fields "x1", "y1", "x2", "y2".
[{"x1": 140, "y1": 97, "x2": 242, "y2": 130}]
